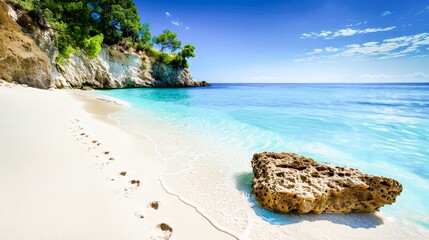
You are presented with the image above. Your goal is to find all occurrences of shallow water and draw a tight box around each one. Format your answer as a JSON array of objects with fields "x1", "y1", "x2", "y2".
[{"x1": 99, "y1": 83, "x2": 429, "y2": 238}]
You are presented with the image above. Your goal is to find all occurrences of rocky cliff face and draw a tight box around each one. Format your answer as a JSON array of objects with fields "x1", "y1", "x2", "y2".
[
  {"x1": 252, "y1": 152, "x2": 402, "y2": 213},
  {"x1": 0, "y1": 0, "x2": 209, "y2": 89},
  {"x1": 0, "y1": 1, "x2": 52, "y2": 88}
]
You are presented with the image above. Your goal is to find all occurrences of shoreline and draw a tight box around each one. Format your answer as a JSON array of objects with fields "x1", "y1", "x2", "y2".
[
  {"x1": 0, "y1": 83, "x2": 235, "y2": 240},
  {"x1": 71, "y1": 89, "x2": 241, "y2": 239}
]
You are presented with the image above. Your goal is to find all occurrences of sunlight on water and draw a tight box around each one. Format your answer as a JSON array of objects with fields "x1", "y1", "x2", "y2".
[{"x1": 100, "y1": 83, "x2": 429, "y2": 239}]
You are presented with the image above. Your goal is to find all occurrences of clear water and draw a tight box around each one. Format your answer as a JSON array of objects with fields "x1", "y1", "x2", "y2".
[{"x1": 99, "y1": 83, "x2": 429, "y2": 238}]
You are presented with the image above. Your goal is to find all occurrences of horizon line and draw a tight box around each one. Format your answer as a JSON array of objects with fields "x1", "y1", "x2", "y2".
[{"x1": 207, "y1": 82, "x2": 429, "y2": 84}]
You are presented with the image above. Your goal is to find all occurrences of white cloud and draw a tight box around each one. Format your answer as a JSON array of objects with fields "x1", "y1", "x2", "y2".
[
  {"x1": 319, "y1": 30, "x2": 332, "y2": 38},
  {"x1": 306, "y1": 47, "x2": 339, "y2": 55},
  {"x1": 171, "y1": 20, "x2": 181, "y2": 26},
  {"x1": 296, "y1": 32, "x2": 429, "y2": 62},
  {"x1": 165, "y1": 12, "x2": 188, "y2": 28},
  {"x1": 331, "y1": 28, "x2": 359, "y2": 38},
  {"x1": 301, "y1": 26, "x2": 396, "y2": 39},
  {"x1": 300, "y1": 31, "x2": 332, "y2": 39},
  {"x1": 361, "y1": 74, "x2": 390, "y2": 80},
  {"x1": 325, "y1": 47, "x2": 339, "y2": 53},
  {"x1": 306, "y1": 48, "x2": 323, "y2": 55},
  {"x1": 300, "y1": 33, "x2": 312, "y2": 39},
  {"x1": 360, "y1": 26, "x2": 396, "y2": 34},
  {"x1": 413, "y1": 54, "x2": 429, "y2": 58},
  {"x1": 405, "y1": 72, "x2": 429, "y2": 78},
  {"x1": 333, "y1": 28, "x2": 358, "y2": 37},
  {"x1": 345, "y1": 21, "x2": 368, "y2": 27},
  {"x1": 339, "y1": 33, "x2": 428, "y2": 59},
  {"x1": 382, "y1": 11, "x2": 392, "y2": 17},
  {"x1": 293, "y1": 56, "x2": 318, "y2": 63},
  {"x1": 361, "y1": 73, "x2": 429, "y2": 80}
]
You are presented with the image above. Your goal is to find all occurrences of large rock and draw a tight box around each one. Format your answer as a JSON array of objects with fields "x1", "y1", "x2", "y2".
[{"x1": 251, "y1": 152, "x2": 402, "y2": 213}]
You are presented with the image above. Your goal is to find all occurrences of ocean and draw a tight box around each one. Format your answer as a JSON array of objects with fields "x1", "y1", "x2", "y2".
[{"x1": 99, "y1": 83, "x2": 429, "y2": 239}]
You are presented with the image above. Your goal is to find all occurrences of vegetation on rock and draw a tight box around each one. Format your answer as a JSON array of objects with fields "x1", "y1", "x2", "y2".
[{"x1": 8, "y1": 0, "x2": 195, "y2": 68}]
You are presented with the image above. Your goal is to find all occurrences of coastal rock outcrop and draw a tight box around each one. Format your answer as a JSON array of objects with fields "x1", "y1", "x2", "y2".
[
  {"x1": 0, "y1": 1, "x2": 52, "y2": 88},
  {"x1": 0, "y1": 0, "x2": 208, "y2": 89},
  {"x1": 151, "y1": 63, "x2": 210, "y2": 87},
  {"x1": 53, "y1": 47, "x2": 153, "y2": 89},
  {"x1": 251, "y1": 152, "x2": 402, "y2": 213}
]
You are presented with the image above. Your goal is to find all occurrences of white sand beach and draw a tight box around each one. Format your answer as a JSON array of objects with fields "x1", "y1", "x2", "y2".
[{"x1": 0, "y1": 82, "x2": 234, "y2": 240}]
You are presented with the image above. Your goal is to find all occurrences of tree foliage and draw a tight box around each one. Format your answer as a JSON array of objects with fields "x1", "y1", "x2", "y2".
[
  {"x1": 178, "y1": 44, "x2": 196, "y2": 68},
  {"x1": 153, "y1": 30, "x2": 181, "y2": 52},
  {"x1": 87, "y1": 0, "x2": 143, "y2": 44}
]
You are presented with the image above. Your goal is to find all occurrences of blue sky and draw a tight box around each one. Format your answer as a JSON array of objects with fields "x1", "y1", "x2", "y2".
[{"x1": 135, "y1": 0, "x2": 429, "y2": 83}]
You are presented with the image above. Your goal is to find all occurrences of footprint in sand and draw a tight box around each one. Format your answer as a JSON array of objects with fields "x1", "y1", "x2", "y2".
[
  {"x1": 134, "y1": 208, "x2": 146, "y2": 219},
  {"x1": 151, "y1": 223, "x2": 173, "y2": 240},
  {"x1": 96, "y1": 150, "x2": 116, "y2": 169},
  {"x1": 85, "y1": 140, "x2": 100, "y2": 151},
  {"x1": 148, "y1": 201, "x2": 160, "y2": 210},
  {"x1": 123, "y1": 179, "x2": 141, "y2": 197},
  {"x1": 134, "y1": 201, "x2": 160, "y2": 222}
]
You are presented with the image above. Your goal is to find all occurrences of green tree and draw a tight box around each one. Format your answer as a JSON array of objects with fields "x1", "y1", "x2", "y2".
[
  {"x1": 180, "y1": 44, "x2": 195, "y2": 59},
  {"x1": 153, "y1": 30, "x2": 181, "y2": 52}
]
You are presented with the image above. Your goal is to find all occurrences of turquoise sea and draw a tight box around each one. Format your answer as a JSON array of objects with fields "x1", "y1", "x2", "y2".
[{"x1": 100, "y1": 83, "x2": 429, "y2": 238}]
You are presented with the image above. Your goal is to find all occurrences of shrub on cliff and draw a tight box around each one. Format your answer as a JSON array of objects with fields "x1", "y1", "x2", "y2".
[
  {"x1": 8, "y1": 0, "x2": 38, "y2": 10},
  {"x1": 83, "y1": 34, "x2": 104, "y2": 59}
]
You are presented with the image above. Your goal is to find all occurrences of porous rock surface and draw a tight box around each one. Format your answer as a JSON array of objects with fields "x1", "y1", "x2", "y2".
[{"x1": 252, "y1": 152, "x2": 402, "y2": 213}]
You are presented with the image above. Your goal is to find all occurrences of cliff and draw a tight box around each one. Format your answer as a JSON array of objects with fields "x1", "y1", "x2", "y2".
[{"x1": 0, "y1": 0, "x2": 209, "y2": 89}]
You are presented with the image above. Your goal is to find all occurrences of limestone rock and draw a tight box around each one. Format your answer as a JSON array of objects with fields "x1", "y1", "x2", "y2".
[
  {"x1": 251, "y1": 152, "x2": 402, "y2": 213},
  {"x1": 151, "y1": 63, "x2": 210, "y2": 87},
  {"x1": 54, "y1": 48, "x2": 151, "y2": 89}
]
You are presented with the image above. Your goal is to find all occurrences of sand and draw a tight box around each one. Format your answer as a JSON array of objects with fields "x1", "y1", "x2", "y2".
[{"x1": 0, "y1": 82, "x2": 235, "y2": 240}]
